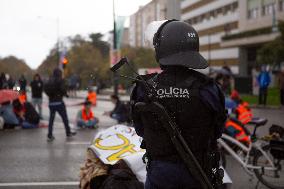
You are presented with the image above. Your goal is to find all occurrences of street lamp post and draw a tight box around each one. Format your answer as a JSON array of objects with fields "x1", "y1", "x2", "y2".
[
  {"x1": 113, "y1": 0, "x2": 119, "y2": 96},
  {"x1": 208, "y1": 31, "x2": 211, "y2": 73},
  {"x1": 56, "y1": 17, "x2": 60, "y2": 66},
  {"x1": 272, "y1": 0, "x2": 278, "y2": 33}
]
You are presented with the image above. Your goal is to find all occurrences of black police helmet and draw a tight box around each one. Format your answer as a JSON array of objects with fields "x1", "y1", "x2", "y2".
[{"x1": 153, "y1": 20, "x2": 208, "y2": 69}]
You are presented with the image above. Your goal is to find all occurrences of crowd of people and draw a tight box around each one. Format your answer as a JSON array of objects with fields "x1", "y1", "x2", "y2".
[
  {"x1": 213, "y1": 64, "x2": 284, "y2": 108},
  {"x1": 0, "y1": 69, "x2": 131, "y2": 141},
  {"x1": 1, "y1": 19, "x2": 284, "y2": 189},
  {"x1": 0, "y1": 73, "x2": 42, "y2": 130}
]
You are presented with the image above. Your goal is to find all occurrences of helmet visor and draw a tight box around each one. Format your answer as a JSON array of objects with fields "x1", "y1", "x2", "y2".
[{"x1": 144, "y1": 20, "x2": 168, "y2": 47}]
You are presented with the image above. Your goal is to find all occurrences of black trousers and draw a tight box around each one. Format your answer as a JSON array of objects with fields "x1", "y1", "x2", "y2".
[
  {"x1": 281, "y1": 89, "x2": 284, "y2": 106},
  {"x1": 48, "y1": 102, "x2": 71, "y2": 137},
  {"x1": 259, "y1": 87, "x2": 268, "y2": 105}
]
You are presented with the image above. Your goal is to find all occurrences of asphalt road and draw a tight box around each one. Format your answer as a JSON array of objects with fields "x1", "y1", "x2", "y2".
[
  {"x1": 0, "y1": 96, "x2": 116, "y2": 189},
  {"x1": 0, "y1": 94, "x2": 283, "y2": 189},
  {"x1": 225, "y1": 107, "x2": 284, "y2": 189}
]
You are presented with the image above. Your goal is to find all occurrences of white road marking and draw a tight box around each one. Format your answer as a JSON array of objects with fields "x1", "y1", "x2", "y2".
[
  {"x1": 0, "y1": 181, "x2": 79, "y2": 186},
  {"x1": 66, "y1": 141, "x2": 90, "y2": 145}
]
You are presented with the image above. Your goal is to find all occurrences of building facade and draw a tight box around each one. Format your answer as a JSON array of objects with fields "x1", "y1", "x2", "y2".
[
  {"x1": 181, "y1": 0, "x2": 284, "y2": 75},
  {"x1": 223, "y1": 0, "x2": 284, "y2": 76},
  {"x1": 129, "y1": 0, "x2": 180, "y2": 48},
  {"x1": 182, "y1": 0, "x2": 240, "y2": 74}
]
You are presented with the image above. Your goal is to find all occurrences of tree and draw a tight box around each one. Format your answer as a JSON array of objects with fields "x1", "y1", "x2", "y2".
[
  {"x1": 118, "y1": 47, "x2": 158, "y2": 88},
  {"x1": 66, "y1": 39, "x2": 110, "y2": 88},
  {"x1": 89, "y1": 33, "x2": 110, "y2": 58},
  {"x1": 37, "y1": 36, "x2": 111, "y2": 88},
  {"x1": 257, "y1": 21, "x2": 284, "y2": 67},
  {"x1": 121, "y1": 47, "x2": 157, "y2": 69},
  {"x1": 37, "y1": 47, "x2": 59, "y2": 78},
  {"x1": 0, "y1": 56, "x2": 33, "y2": 81},
  {"x1": 37, "y1": 34, "x2": 158, "y2": 89}
]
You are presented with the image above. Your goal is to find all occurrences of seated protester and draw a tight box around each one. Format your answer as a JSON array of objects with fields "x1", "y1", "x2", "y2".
[
  {"x1": 225, "y1": 117, "x2": 250, "y2": 146},
  {"x1": 18, "y1": 90, "x2": 27, "y2": 104},
  {"x1": 230, "y1": 89, "x2": 252, "y2": 125},
  {"x1": 13, "y1": 99, "x2": 40, "y2": 129},
  {"x1": 0, "y1": 101, "x2": 19, "y2": 129},
  {"x1": 87, "y1": 88, "x2": 97, "y2": 106},
  {"x1": 225, "y1": 98, "x2": 237, "y2": 115},
  {"x1": 230, "y1": 89, "x2": 242, "y2": 105},
  {"x1": 76, "y1": 100, "x2": 99, "y2": 128},
  {"x1": 103, "y1": 95, "x2": 128, "y2": 123}
]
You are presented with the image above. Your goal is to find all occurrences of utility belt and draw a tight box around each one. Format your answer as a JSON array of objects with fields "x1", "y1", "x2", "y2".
[{"x1": 142, "y1": 152, "x2": 179, "y2": 172}]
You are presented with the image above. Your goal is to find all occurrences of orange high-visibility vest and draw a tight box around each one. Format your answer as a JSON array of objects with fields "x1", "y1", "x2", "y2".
[
  {"x1": 87, "y1": 92, "x2": 97, "y2": 106},
  {"x1": 19, "y1": 94, "x2": 27, "y2": 104},
  {"x1": 81, "y1": 107, "x2": 94, "y2": 121},
  {"x1": 236, "y1": 102, "x2": 252, "y2": 125},
  {"x1": 225, "y1": 119, "x2": 250, "y2": 143}
]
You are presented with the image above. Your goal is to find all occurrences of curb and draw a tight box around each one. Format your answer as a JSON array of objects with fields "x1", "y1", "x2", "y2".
[{"x1": 250, "y1": 104, "x2": 283, "y2": 110}]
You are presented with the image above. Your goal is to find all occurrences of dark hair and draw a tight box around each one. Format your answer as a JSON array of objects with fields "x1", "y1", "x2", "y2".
[
  {"x1": 84, "y1": 99, "x2": 92, "y2": 106},
  {"x1": 53, "y1": 68, "x2": 62, "y2": 78},
  {"x1": 0, "y1": 73, "x2": 5, "y2": 79},
  {"x1": 12, "y1": 99, "x2": 22, "y2": 111},
  {"x1": 111, "y1": 94, "x2": 119, "y2": 101},
  {"x1": 34, "y1": 73, "x2": 41, "y2": 80}
]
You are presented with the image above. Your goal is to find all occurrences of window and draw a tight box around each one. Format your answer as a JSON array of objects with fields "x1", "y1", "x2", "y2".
[
  {"x1": 223, "y1": 5, "x2": 230, "y2": 15},
  {"x1": 280, "y1": 0, "x2": 284, "y2": 11},
  {"x1": 248, "y1": 8, "x2": 259, "y2": 19},
  {"x1": 262, "y1": 3, "x2": 275, "y2": 16},
  {"x1": 217, "y1": 8, "x2": 222, "y2": 15},
  {"x1": 205, "y1": 12, "x2": 210, "y2": 20},
  {"x1": 224, "y1": 24, "x2": 231, "y2": 34},
  {"x1": 222, "y1": 6, "x2": 227, "y2": 15},
  {"x1": 200, "y1": 14, "x2": 205, "y2": 22},
  {"x1": 232, "y1": 2, "x2": 238, "y2": 10},
  {"x1": 214, "y1": 9, "x2": 219, "y2": 16},
  {"x1": 248, "y1": 0, "x2": 259, "y2": 18},
  {"x1": 187, "y1": 19, "x2": 192, "y2": 25},
  {"x1": 193, "y1": 17, "x2": 197, "y2": 24},
  {"x1": 224, "y1": 4, "x2": 231, "y2": 15},
  {"x1": 210, "y1": 10, "x2": 216, "y2": 19},
  {"x1": 197, "y1": 16, "x2": 202, "y2": 24}
]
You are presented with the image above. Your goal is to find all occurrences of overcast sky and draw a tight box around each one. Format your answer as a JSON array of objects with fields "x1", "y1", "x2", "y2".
[{"x1": 0, "y1": 0, "x2": 151, "y2": 69}]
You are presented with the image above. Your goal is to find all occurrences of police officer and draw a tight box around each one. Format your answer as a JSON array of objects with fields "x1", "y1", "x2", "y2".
[{"x1": 131, "y1": 20, "x2": 226, "y2": 189}]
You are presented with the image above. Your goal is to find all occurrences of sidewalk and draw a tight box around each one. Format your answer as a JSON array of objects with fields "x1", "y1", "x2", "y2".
[{"x1": 250, "y1": 104, "x2": 283, "y2": 109}]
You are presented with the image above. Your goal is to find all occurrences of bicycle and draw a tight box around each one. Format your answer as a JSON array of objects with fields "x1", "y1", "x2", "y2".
[{"x1": 218, "y1": 118, "x2": 284, "y2": 189}]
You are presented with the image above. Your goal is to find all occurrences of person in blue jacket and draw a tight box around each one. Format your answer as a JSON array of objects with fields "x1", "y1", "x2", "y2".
[{"x1": 257, "y1": 66, "x2": 271, "y2": 105}]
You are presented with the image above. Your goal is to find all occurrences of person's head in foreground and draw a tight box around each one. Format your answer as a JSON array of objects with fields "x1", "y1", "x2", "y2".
[
  {"x1": 110, "y1": 94, "x2": 119, "y2": 104},
  {"x1": 145, "y1": 19, "x2": 207, "y2": 70}
]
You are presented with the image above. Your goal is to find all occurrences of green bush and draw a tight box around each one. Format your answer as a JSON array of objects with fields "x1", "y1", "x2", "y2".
[{"x1": 241, "y1": 88, "x2": 280, "y2": 106}]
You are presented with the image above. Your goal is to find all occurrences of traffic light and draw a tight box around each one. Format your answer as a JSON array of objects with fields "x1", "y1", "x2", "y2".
[
  {"x1": 62, "y1": 57, "x2": 68, "y2": 69},
  {"x1": 62, "y1": 57, "x2": 68, "y2": 64}
]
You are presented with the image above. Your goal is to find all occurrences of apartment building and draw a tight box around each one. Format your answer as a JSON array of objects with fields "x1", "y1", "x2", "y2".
[
  {"x1": 129, "y1": 0, "x2": 180, "y2": 47},
  {"x1": 181, "y1": 0, "x2": 240, "y2": 74},
  {"x1": 222, "y1": 0, "x2": 284, "y2": 76},
  {"x1": 181, "y1": 0, "x2": 284, "y2": 75},
  {"x1": 129, "y1": 0, "x2": 167, "y2": 47}
]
